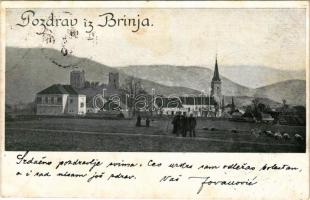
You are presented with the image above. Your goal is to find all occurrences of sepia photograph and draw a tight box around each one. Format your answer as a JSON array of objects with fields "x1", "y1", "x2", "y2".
[
  {"x1": 4, "y1": 6, "x2": 307, "y2": 153},
  {"x1": 1, "y1": 2, "x2": 309, "y2": 199}
]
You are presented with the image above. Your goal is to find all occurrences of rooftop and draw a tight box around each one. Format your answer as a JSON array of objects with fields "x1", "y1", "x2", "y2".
[{"x1": 37, "y1": 84, "x2": 81, "y2": 95}]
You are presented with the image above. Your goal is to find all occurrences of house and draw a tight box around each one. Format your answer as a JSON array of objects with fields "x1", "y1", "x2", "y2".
[
  {"x1": 221, "y1": 112, "x2": 232, "y2": 119},
  {"x1": 154, "y1": 96, "x2": 217, "y2": 117},
  {"x1": 36, "y1": 84, "x2": 86, "y2": 116},
  {"x1": 261, "y1": 113, "x2": 274, "y2": 123},
  {"x1": 155, "y1": 97, "x2": 183, "y2": 116},
  {"x1": 179, "y1": 96, "x2": 216, "y2": 117},
  {"x1": 229, "y1": 111, "x2": 244, "y2": 122}
]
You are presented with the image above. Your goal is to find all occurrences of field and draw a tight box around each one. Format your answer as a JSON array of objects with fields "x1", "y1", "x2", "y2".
[{"x1": 5, "y1": 117, "x2": 306, "y2": 152}]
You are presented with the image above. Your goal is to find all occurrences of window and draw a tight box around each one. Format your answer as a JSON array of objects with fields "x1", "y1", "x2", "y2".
[
  {"x1": 45, "y1": 97, "x2": 48, "y2": 104},
  {"x1": 57, "y1": 97, "x2": 62, "y2": 104},
  {"x1": 36, "y1": 97, "x2": 42, "y2": 104},
  {"x1": 80, "y1": 102, "x2": 84, "y2": 108},
  {"x1": 70, "y1": 99, "x2": 73, "y2": 104},
  {"x1": 53, "y1": 97, "x2": 58, "y2": 104}
]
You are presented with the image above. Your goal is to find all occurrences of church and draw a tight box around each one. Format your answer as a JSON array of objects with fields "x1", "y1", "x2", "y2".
[
  {"x1": 160, "y1": 56, "x2": 224, "y2": 117},
  {"x1": 63, "y1": 56, "x2": 225, "y2": 117},
  {"x1": 211, "y1": 55, "x2": 222, "y2": 105},
  {"x1": 182, "y1": 55, "x2": 224, "y2": 117},
  {"x1": 210, "y1": 55, "x2": 224, "y2": 117}
]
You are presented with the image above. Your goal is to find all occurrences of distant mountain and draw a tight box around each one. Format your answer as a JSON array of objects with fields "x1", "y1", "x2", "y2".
[
  {"x1": 6, "y1": 47, "x2": 306, "y2": 106},
  {"x1": 220, "y1": 65, "x2": 305, "y2": 88},
  {"x1": 254, "y1": 79, "x2": 306, "y2": 106},
  {"x1": 118, "y1": 65, "x2": 253, "y2": 96},
  {"x1": 119, "y1": 65, "x2": 306, "y2": 106},
  {"x1": 5, "y1": 47, "x2": 200, "y2": 104},
  {"x1": 223, "y1": 96, "x2": 281, "y2": 108}
]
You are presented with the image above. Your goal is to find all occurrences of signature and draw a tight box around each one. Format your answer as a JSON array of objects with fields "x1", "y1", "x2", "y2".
[{"x1": 188, "y1": 176, "x2": 258, "y2": 194}]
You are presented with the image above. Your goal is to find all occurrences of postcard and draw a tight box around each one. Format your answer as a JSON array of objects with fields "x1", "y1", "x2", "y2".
[{"x1": 0, "y1": 1, "x2": 309, "y2": 199}]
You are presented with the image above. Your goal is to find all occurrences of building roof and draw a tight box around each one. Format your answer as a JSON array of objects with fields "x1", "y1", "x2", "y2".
[
  {"x1": 212, "y1": 56, "x2": 221, "y2": 82},
  {"x1": 261, "y1": 113, "x2": 274, "y2": 120},
  {"x1": 231, "y1": 111, "x2": 243, "y2": 118},
  {"x1": 37, "y1": 84, "x2": 80, "y2": 95},
  {"x1": 180, "y1": 96, "x2": 216, "y2": 105},
  {"x1": 155, "y1": 96, "x2": 216, "y2": 108}
]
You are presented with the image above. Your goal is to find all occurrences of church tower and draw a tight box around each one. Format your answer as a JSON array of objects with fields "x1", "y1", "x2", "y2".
[
  {"x1": 211, "y1": 55, "x2": 222, "y2": 103},
  {"x1": 108, "y1": 72, "x2": 119, "y2": 90},
  {"x1": 70, "y1": 70, "x2": 85, "y2": 89}
]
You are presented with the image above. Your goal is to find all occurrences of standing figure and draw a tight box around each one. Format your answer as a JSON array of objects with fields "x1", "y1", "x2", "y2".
[
  {"x1": 146, "y1": 117, "x2": 150, "y2": 127},
  {"x1": 188, "y1": 114, "x2": 197, "y2": 137},
  {"x1": 136, "y1": 115, "x2": 141, "y2": 127},
  {"x1": 172, "y1": 112, "x2": 181, "y2": 135},
  {"x1": 180, "y1": 112, "x2": 188, "y2": 137}
]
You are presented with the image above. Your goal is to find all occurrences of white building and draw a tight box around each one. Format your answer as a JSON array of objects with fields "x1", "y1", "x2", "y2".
[
  {"x1": 155, "y1": 96, "x2": 217, "y2": 117},
  {"x1": 154, "y1": 97, "x2": 183, "y2": 116},
  {"x1": 36, "y1": 84, "x2": 86, "y2": 116},
  {"x1": 180, "y1": 96, "x2": 216, "y2": 117}
]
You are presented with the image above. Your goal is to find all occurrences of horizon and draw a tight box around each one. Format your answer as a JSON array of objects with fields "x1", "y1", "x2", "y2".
[
  {"x1": 5, "y1": 46, "x2": 306, "y2": 105},
  {"x1": 6, "y1": 46, "x2": 307, "y2": 73}
]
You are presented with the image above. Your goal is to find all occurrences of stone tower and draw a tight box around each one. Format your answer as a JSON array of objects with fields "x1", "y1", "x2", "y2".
[
  {"x1": 108, "y1": 72, "x2": 119, "y2": 90},
  {"x1": 211, "y1": 55, "x2": 222, "y2": 103},
  {"x1": 70, "y1": 70, "x2": 85, "y2": 89}
]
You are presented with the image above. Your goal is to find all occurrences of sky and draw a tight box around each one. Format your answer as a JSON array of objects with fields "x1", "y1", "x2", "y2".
[{"x1": 6, "y1": 8, "x2": 307, "y2": 71}]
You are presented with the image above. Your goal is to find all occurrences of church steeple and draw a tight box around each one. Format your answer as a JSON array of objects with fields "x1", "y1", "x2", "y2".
[
  {"x1": 212, "y1": 55, "x2": 221, "y2": 82},
  {"x1": 211, "y1": 54, "x2": 222, "y2": 106}
]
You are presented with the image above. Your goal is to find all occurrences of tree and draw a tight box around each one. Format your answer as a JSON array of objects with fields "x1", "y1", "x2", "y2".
[
  {"x1": 251, "y1": 98, "x2": 262, "y2": 121},
  {"x1": 257, "y1": 103, "x2": 266, "y2": 113},
  {"x1": 122, "y1": 77, "x2": 146, "y2": 116},
  {"x1": 282, "y1": 99, "x2": 289, "y2": 113},
  {"x1": 243, "y1": 105, "x2": 254, "y2": 118}
]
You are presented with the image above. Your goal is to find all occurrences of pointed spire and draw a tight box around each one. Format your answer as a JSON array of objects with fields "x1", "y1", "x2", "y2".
[{"x1": 212, "y1": 54, "x2": 221, "y2": 81}]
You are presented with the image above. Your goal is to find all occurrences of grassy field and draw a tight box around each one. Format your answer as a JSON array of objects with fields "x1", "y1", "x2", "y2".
[{"x1": 5, "y1": 117, "x2": 306, "y2": 152}]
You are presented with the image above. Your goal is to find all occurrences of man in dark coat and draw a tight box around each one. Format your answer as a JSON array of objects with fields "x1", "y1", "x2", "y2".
[
  {"x1": 180, "y1": 112, "x2": 188, "y2": 137},
  {"x1": 188, "y1": 113, "x2": 197, "y2": 137},
  {"x1": 172, "y1": 111, "x2": 181, "y2": 136},
  {"x1": 146, "y1": 117, "x2": 150, "y2": 127},
  {"x1": 136, "y1": 115, "x2": 141, "y2": 127}
]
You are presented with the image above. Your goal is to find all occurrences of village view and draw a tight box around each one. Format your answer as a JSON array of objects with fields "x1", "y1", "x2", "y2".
[{"x1": 5, "y1": 57, "x2": 306, "y2": 152}]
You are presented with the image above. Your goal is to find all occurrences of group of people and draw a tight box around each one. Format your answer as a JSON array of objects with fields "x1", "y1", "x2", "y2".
[
  {"x1": 171, "y1": 112, "x2": 197, "y2": 137},
  {"x1": 134, "y1": 112, "x2": 197, "y2": 137}
]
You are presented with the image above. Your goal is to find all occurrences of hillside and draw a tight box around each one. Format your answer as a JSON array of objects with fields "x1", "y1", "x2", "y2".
[
  {"x1": 220, "y1": 65, "x2": 305, "y2": 88},
  {"x1": 223, "y1": 96, "x2": 281, "y2": 108},
  {"x1": 254, "y1": 79, "x2": 306, "y2": 106},
  {"x1": 119, "y1": 65, "x2": 306, "y2": 105},
  {"x1": 118, "y1": 65, "x2": 253, "y2": 96},
  {"x1": 6, "y1": 47, "x2": 306, "y2": 106},
  {"x1": 5, "y1": 47, "x2": 200, "y2": 104}
]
